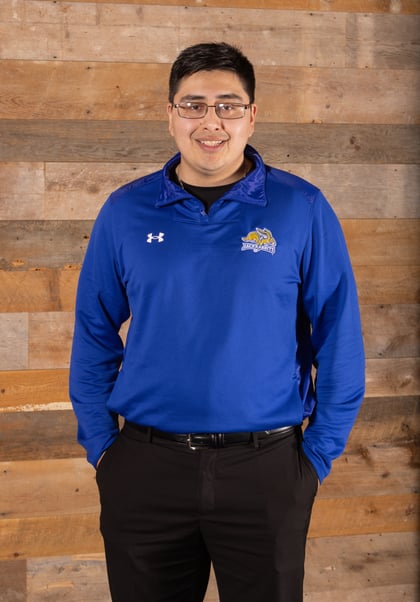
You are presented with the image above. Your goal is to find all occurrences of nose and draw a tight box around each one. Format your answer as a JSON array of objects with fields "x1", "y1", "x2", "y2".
[{"x1": 200, "y1": 105, "x2": 222, "y2": 128}]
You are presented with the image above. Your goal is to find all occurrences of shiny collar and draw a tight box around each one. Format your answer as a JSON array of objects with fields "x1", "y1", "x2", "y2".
[{"x1": 156, "y1": 145, "x2": 267, "y2": 208}]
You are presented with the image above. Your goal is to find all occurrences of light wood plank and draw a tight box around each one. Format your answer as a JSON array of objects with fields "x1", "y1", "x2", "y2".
[
  {"x1": 2, "y1": 442, "x2": 416, "y2": 521},
  {"x1": 0, "y1": 313, "x2": 28, "y2": 370},
  {"x1": 28, "y1": 312, "x2": 74, "y2": 369},
  {"x1": 345, "y1": 13, "x2": 420, "y2": 69},
  {"x1": 2, "y1": 61, "x2": 418, "y2": 123},
  {"x1": 1, "y1": 162, "x2": 419, "y2": 220},
  {"x1": 343, "y1": 219, "x2": 420, "y2": 266},
  {"x1": 4, "y1": 0, "x2": 420, "y2": 14},
  {"x1": 0, "y1": 492, "x2": 417, "y2": 559},
  {"x1": 1, "y1": 121, "x2": 418, "y2": 164},
  {"x1": 365, "y1": 357, "x2": 420, "y2": 397},
  {"x1": 0, "y1": 368, "x2": 70, "y2": 408},
  {"x1": 354, "y1": 265, "x2": 420, "y2": 305},
  {"x1": 304, "y1": 532, "x2": 419, "y2": 596},
  {"x1": 361, "y1": 304, "x2": 420, "y2": 359},
  {"x1": 13, "y1": 532, "x2": 420, "y2": 601},
  {"x1": 1, "y1": 264, "x2": 419, "y2": 309}
]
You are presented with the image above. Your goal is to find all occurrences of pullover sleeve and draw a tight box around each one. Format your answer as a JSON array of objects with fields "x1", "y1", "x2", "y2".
[
  {"x1": 301, "y1": 192, "x2": 365, "y2": 483},
  {"x1": 69, "y1": 199, "x2": 130, "y2": 467}
]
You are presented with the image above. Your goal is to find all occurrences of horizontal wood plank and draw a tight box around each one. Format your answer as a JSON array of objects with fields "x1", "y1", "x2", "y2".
[
  {"x1": 2, "y1": 441, "x2": 417, "y2": 521},
  {"x1": 1, "y1": 264, "x2": 419, "y2": 312},
  {"x1": 8, "y1": 0, "x2": 419, "y2": 13},
  {"x1": 1, "y1": 219, "x2": 418, "y2": 270},
  {"x1": 361, "y1": 304, "x2": 420, "y2": 359},
  {"x1": 3, "y1": 532, "x2": 418, "y2": 601},
  {"x1": 1, "y1": 162, "x2": 419, "y2": 221},
  {"x1": 304, "y1": 532, "x2": 419, "y2": 597},
  {"x1": 2, "y1": 61, "x2": 418, "y2": 123},
  {"x1": 1, "y1": 121, "x2": 419, "y2": 164},
  {"x1": 0, "y1": 394, "x2": 418, "y2": 461},
  {"x1": 0, "y1": 493, "x2": 417, "y2": 559},
  {"x1": 2, "y1": 303, "x2": 418, "y2": 373},
  {"x1": 0, "y1": 268, "x2": 79, "y2": 312}
]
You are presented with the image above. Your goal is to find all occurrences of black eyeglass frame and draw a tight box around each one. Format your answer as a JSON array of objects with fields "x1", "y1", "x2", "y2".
[{"x1": 172, "y1": 102, "x2": 251, "y2": 119}]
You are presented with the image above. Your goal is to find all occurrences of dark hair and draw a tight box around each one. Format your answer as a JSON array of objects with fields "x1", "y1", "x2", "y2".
[{"x1": 168, "y1": 42, "x2": 255, "y2": 103}]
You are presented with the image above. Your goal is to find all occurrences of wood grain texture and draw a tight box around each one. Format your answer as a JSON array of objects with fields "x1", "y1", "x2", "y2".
[
  {"x1": 1, "y1": 161, "x2": 419, "y2": 220},
  {"x1": 1, "y1": 395, "x2": 418, "y2": 461},
  {"x1": 2, "y1": 532, "x2": 418, "y2": 602},
  {"x1": 1, "y1": 219, "x2": 417, "y2": 270},
  {"x1": 2, "y1": 60, "x2": 419, "y2": 123},
  {"x1": 1, "y1": 121, "x2": 418, "y2": 164},
  {"x1": 2, "y1": 264, "x2": 418, "y2": 312},
  {"x1": 0, "y1": 0, "x2": 418, "y2": 596},
  {"x1": 7, "y1": 0, "x2": 419, "y2": 12},
  {"x1": 0, "y1": 493, "x2": 417, "y2": 560}
]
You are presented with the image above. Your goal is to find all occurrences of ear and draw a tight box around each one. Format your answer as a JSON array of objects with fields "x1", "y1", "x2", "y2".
[
  {"x1": 248, "y1": 103, "x2": 257, "y2": 137},
  {"x1": 167, "y1": 103, "x2": 175, "y2": 136}
]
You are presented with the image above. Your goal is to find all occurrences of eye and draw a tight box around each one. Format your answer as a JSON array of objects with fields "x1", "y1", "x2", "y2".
[{"x1": 186, "y1": 102, "x2": 204, "y2": 112}]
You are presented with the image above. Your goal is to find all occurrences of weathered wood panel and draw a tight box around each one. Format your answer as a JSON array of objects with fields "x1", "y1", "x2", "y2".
[
  {"x1": 1, "y1": 121, "x2": 418, "y2": 164},
  {"x1": 2, "y1": 264, "x2": 419, "y2": 312},
  {"x1": 2, "y1": 60, "x2": 419, "y2": 122},
  {"x1": 2, "y1": 443, "x2": 417, "y2": 519},
  {"x1": 0, "y1": 268, "x2": 79, "y2": 313},
  {"x1": 1, "y1": 219, "x2": 418, "y2": 270},
  {"x1": 0, "y1": 0, "x2": 418, "y2": 598},
  {"x1": 2, "y1": 304, "x2": 418, "y2": 372},
  {"x1": 2, "y1": 532, "x2": 418, "y2": 602},
  {"x1": 0, "y1": 493, "x2": 417, "y2": 560},
  {"x1": 361, "y1": 304, "x2": 420, "y2": 359},
  {"x1": 1, "y1": 396, "x2": 418, "y2": 462},
  {"x1": 9, "y1": 0, "x2": 419, "y2": 12},
  {"x1": 1, "y1": 162, "x2": 419, "y2": 220}
]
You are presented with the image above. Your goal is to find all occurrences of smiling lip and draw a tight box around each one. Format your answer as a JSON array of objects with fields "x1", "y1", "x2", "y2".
[{"x1": 196, "y1": 139, "x2": 226, "y2": 147}]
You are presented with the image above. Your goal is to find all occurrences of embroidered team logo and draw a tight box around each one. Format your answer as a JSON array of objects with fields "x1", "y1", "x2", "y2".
[
  {"x1": 147, "y1": 232, "x2": 165, "y2": 243},
  {"x1": 241, "y1": 227, "x2": 277, "y2": 255}
]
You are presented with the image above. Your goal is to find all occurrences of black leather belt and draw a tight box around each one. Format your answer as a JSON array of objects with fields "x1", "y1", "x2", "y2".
[{"x1": 124, "y1": 421, "x2": 298, "y2": 449}]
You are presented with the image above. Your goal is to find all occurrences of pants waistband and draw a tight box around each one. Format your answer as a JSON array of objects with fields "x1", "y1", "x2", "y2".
[{"x1": 123, "y1": 421, "x2": 299, "y2": 449}]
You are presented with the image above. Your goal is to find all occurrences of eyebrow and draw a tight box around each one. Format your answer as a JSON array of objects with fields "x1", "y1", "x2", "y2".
[{"x1": 179, "y1": 93, "x2": 246, "y2": 103}]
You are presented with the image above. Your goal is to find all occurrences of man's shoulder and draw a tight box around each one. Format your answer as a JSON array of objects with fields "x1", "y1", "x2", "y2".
[
  {"x1": 109, "y1": 168, "x2": 163, "y2": 204},
  {"x1": 265, "y1": 165, "x2": 320, "y2": 201}
]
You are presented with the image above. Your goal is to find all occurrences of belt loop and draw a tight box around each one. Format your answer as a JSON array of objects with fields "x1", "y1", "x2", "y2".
[
  {"x1": 252, "y1": 431, "x2": 259, "y2": 449},
  {"x1": 147, "y1": 426, "x2": 153, "y2": 443}
]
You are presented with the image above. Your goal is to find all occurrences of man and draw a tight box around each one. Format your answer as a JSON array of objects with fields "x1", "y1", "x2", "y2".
[{"x1": 70, "y1": 42, "x2": 365, "y2": 602}]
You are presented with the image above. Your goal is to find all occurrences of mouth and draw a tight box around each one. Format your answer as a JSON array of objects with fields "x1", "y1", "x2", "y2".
[{"x1": 197, "y1": 139, "x2": 226, "y2": 148}]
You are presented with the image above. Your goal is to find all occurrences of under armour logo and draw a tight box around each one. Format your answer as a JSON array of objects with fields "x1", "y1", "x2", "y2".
[{"x1": 147, "y1": 232, "x2": 165, "y2": 243}]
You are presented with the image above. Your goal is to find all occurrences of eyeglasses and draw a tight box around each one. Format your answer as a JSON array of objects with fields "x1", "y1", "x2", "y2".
[{"x1": 172, "y1": 102, "x2": 251, "y2": 119}]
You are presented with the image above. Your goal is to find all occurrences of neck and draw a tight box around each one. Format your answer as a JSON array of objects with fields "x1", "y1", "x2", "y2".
[{"x1": 176, "y1": 158, "x2": 250, "y2": 189}]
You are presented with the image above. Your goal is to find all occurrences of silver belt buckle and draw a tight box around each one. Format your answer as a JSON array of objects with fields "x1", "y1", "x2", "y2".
[{"x1": 186, "y1": 434, "x2": 199, "y2": 451}]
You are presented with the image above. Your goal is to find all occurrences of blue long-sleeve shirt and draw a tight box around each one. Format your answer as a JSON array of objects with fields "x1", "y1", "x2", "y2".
[{"x1": 69, "y1": 145, "x2": 365, "y2": 482}]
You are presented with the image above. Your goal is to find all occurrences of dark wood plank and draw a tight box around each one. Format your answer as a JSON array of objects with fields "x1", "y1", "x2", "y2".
[
  {"x1": 347, "y1": 395, "x2": 420, "y2": 448},
  {"x1": 1, "y1": 121, "x2": 419, "y2": 164},
  {"x1": 0, "y1": 411, "x2": 82, "y2": 461},
  {"x1": 1, "y1": 219, "x2": 418, "y2": 270},
  {"x1": 0, "y1": 559, "x2": 26, "y2": 600},
  {"x1": 0, "y1": 220, "x2": 92, "y2": 270}
]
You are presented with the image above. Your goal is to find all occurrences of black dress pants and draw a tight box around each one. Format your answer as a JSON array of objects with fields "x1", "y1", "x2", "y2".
[{"x1": 96, "y1": 423, "x2": 318, "y2": 602}]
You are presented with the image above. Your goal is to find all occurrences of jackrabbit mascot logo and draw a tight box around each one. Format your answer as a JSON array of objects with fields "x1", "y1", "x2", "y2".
[{"x1": 241, "y1": 227, "x2": 277, "y2": 255}]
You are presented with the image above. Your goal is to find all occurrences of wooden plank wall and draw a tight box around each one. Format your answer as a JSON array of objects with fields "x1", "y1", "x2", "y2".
[{"x1": 1, "y1": 1, "x2": 419, "y2": 600}]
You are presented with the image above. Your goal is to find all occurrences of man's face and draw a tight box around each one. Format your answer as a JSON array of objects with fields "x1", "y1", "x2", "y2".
[{"x1": 167, "y1": 69, "x2": 257, "y2": 186}]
